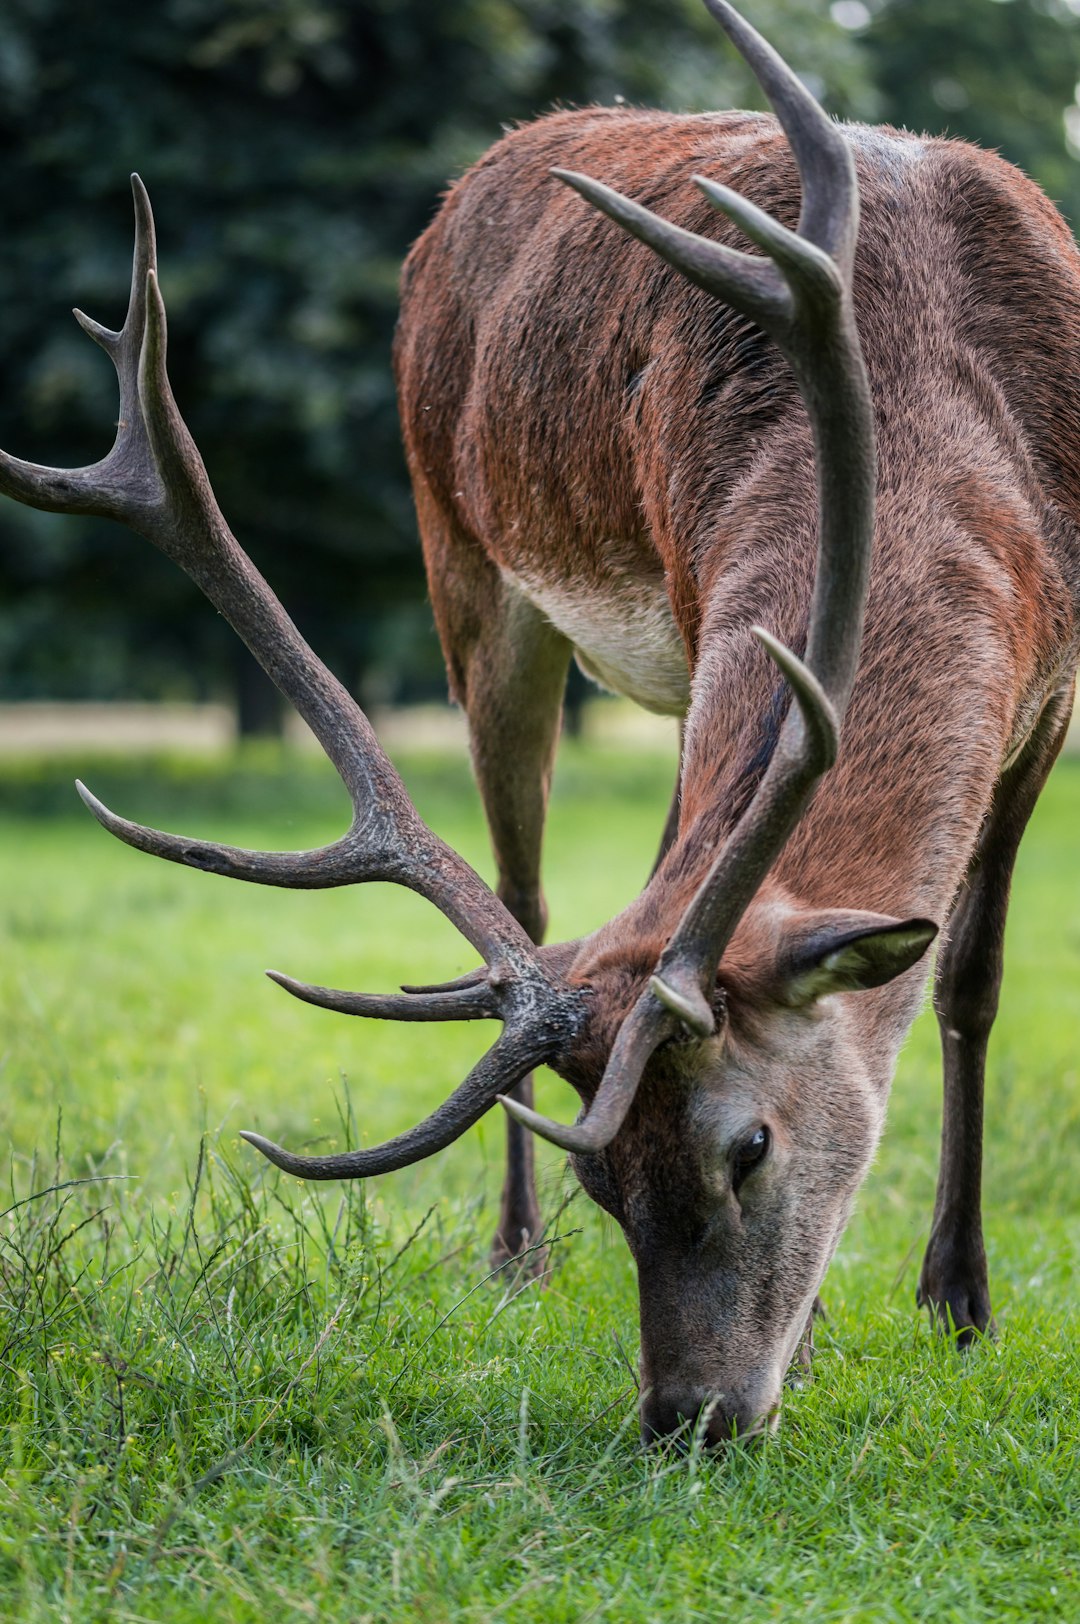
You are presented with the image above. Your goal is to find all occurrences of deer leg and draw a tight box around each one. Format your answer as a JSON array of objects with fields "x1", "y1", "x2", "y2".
[
  {"x1": 648, "y1": 722, "x2": 683, "y2": 881},
  {"x1": 468, "y1": 593, "x2": 572, "y2": 1270},
  {"x1": 419, "y1": 499, "x2": 572, "y2": 1269},
  {"x1": 918, "y1": 686, "x2": 1073, "y2": 1344}
]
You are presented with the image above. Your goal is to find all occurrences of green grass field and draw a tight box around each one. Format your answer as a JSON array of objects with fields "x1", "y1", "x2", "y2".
[{"x1": 0, "y1": 737, "x2": 1077, "y2": 1622}]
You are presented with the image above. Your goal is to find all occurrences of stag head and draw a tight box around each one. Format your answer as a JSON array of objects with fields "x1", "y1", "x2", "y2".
[
  {"x1": 0, "y1": 0, "x2": 937, "y2": 1446},
  {"x1": 566, "y1": 900, "x2": 934, "y2": 1442}
]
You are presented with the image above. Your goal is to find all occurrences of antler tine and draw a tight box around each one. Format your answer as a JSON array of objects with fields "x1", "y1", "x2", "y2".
[
  {"x1": 513, "y1": 0, "x2": 875, "y2": 1147},
  {"x1": 241, "y1": 1028, "x2": 548, "y2": 1180},
  {"x1": 552, "y1": 168, "x2": 797, "y2": 339},
  {"x1": 700, "y1": 0, "x2": 857, "y2": 267},
  {"x1": 0, "y1": 175, "x2": 159, "y2": 521},
  {"x1": 266, "y1": 968, "x2": 499, "y2": 1023}
]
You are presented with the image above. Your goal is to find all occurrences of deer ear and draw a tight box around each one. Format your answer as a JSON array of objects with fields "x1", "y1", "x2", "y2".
[{"x1": 777, "y1": 912, "x2": 937, "y2": 1008}]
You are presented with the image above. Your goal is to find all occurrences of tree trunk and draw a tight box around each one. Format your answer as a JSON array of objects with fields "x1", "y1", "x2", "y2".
[{"x1": 233, "y1": 647, "x2": 285, "y2": 739}]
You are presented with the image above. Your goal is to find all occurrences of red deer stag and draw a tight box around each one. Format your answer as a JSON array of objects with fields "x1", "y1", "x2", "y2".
[{"x1": 3, "y1": 0, "x2": 1078, "y2": 1446}]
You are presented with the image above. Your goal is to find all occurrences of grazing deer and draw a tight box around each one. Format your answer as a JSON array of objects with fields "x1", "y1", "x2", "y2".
[{"x1": 3, "y1": 0, "x2": 1078, "y2": 1446}]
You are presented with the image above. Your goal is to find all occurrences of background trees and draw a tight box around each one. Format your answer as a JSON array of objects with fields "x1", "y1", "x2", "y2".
[{"x1": 1, "y1": 0, "x2": 1079, "y2": 729}]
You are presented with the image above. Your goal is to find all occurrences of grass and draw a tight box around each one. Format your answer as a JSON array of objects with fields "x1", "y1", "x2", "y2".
[{"x1": 0, "y1": 735, "x2": 1078, "y2": 1621}]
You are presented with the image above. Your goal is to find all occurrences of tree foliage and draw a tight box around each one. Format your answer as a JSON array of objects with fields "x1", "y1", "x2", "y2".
[
  {"x1": 0, "y1": 0, "x2": 1077, "y2": 721},
  {"x1": 865, "y1": 0, "x2": 1080, "y2": 224}
]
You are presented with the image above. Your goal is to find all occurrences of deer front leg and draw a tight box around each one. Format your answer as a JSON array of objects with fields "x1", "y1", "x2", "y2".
[
  {"x1": 648, "y1": 722, "x2": 684, "y2": 881},
  {"x1": 918, "y1": 685, "x2": 1073, "y2": 1343},
  {"x1": 420, "y1": 505, "x2": 572, "y2": 1270},
  {"x1": 467, "y1": 591, "x2": 571, "y2": 1270}
]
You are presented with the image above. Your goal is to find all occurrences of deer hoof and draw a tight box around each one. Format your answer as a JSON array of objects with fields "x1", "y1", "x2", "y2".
[
  {"x1": 916, "y1": 1271, "x2": 995, "y2": 1348},
  {"x1": 489, "y1": 1221, "x2": 548, "y2": 1282}
]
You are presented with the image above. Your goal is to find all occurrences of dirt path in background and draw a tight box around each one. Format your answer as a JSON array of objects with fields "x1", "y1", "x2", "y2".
[{"x1": 0, "y1": 699, "x2": 680, "y2": 755}]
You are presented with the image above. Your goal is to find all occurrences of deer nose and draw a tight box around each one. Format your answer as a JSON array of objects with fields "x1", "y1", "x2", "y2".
[{"x1": 640, "y1": 1387, "x2": 772, "y2": 1449}]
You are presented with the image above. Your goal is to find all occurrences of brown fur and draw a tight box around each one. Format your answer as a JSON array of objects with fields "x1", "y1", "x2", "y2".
[{"x1": 395, "y1": 107, "x2": 1080, "y2": 1442}]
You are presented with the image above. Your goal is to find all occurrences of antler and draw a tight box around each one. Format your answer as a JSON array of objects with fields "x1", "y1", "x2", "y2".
[
  {"x1": 0, "y1": 176, "x2": 586, "y2": 1176},
  {"x1": 500, "y1": 0, "x2": 876, "y2": 1152}
]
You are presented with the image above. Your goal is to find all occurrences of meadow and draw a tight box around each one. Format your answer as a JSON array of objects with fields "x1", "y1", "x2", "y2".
[{"x1": 0, "y1": 734, "x2": 1077, "y2": 1622}]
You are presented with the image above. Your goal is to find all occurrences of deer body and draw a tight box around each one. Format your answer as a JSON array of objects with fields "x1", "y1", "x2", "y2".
[
  {"x1": 4, "y1": 1, "x2": 1076, "y2": 1447},
  {"x1": 396, "y1": 105, "x2": 1080, "y2": 1432},
  {"x1": 399, "y1": 109, "x2": 1079, "y2": 840}
]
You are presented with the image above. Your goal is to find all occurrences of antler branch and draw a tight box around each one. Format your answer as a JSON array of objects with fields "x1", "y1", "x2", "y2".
[
  {"x1": 0, "y1": 177, "x2": 587, "y2": 1177},
  {"x1": 240, "y1": 1028, "x2": 548, "y2": 1179}
]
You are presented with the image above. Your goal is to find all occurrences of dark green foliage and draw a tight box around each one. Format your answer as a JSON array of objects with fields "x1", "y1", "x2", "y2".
[
  {"x1": 2, "y1": 1, "x2": 1080, "y2": 723},
  {"x1": 864, "y1": 0, "x2": 1080, "y2": 223},
  {"x1": 0, "y1": 1, "x2": 870, "y2": 719}
]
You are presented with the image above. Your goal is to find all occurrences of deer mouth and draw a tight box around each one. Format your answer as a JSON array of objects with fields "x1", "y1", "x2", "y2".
[{"x1": 640, "y1": 1389, "x2": 783, "y2": 1450}]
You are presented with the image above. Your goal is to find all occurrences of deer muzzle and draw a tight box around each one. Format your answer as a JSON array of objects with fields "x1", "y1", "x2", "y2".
[{"x1": 639, "y1": 1368, "x2": 783, "y2": 1449}]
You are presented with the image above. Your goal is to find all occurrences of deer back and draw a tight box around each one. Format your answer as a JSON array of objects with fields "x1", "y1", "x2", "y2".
[{"x1": 397, "y1": 109, "x2": 1080, "y2": 928}]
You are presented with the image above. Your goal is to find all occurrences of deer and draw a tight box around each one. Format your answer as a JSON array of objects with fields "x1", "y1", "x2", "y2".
[{"x1": 3, "y1": 0, "x2": 1079, "y2": 1447}]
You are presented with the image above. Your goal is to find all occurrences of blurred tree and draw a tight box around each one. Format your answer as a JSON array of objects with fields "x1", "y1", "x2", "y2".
[
  {"x1": 861, "y1": 0, "x2": 1080, "y2": 227},
  {"x1": 0, "y1": 0, "x2": 872, "y2": 728}
]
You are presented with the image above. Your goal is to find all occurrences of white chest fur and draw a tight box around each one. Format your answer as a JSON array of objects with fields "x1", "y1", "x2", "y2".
[{"x1": 503, "y1": 568, "x2": 690, "y2": 716}]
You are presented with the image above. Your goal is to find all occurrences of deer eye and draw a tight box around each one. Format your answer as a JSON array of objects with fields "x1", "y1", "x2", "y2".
[{"x1": 732, "y1": 1125, "x2": 770, "y2": 1190}]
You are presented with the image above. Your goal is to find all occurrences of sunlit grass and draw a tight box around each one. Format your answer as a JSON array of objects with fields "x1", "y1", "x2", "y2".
[{"x1": 0, "y1": 739, "x2": 1077, "y2": 1620}]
